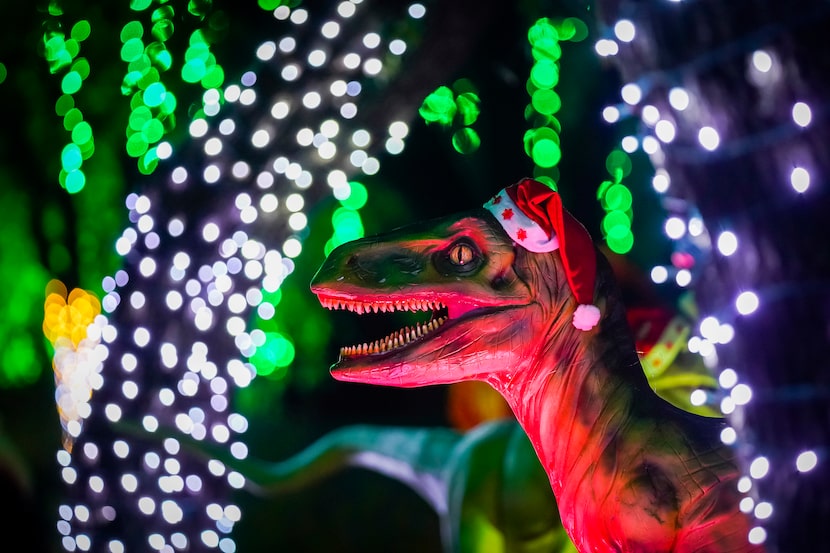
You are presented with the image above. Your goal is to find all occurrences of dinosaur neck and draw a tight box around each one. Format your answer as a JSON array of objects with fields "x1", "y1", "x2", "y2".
[{"x1": 496, "y1": 314, "x2": 648, "y2": 497}]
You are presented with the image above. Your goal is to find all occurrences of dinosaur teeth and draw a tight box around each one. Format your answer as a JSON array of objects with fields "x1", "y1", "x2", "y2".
[
  {"x1": 318, "y1": 295, "x2": 447, "y2": 314},
  {"x1": 339, "y1": 316, "x2": 448, "y2": 359}
]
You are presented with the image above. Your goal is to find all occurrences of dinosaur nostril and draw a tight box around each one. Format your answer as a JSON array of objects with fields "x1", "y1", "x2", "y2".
[{"x1": 346, "y1": 255, "x2": 359, "y2": 267}]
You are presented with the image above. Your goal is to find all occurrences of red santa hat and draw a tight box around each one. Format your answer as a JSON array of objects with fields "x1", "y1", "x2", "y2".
[{"x1": 484, "y1": 178, "x2": 600, "y2": 331}]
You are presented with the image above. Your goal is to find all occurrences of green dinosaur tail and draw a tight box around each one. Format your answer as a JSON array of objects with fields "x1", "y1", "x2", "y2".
[{"x1": 114, "y1": 420, "x2": 462, "y2": 513}]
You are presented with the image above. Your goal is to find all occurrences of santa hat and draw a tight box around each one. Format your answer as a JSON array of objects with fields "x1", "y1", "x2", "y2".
[{"x1": 484, "y1": 178, "x2": 600, "y2": 331}]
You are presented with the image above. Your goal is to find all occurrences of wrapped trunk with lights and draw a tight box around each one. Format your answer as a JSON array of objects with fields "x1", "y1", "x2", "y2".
[{"x1": 593, "y1": 1, "x2": 830, "y2": 550}]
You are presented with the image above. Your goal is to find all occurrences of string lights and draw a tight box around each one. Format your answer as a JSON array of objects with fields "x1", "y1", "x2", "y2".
[
  {"x1": 53, "y1": 1, "x2": 438, "y2": 550},
  {"x1": 595, "y1": 0, "x2": 830, "y2": 549}
]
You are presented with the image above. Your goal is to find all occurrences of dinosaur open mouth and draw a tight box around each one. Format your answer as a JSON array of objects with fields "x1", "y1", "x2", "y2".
[{"x1": 316, "y1": 294, "x2": 460, "y2": 359}]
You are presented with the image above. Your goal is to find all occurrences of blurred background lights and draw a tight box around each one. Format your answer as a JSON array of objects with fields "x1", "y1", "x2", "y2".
[
  {"x1": 675, "y1": 269, "x2": 692, "y2": 287},
  {"x1": 408, "y1": 3, "x2": 426, "y2": 19},
  {"x1": 716, "y1": 230, "x2": 738, "y2": 256},
  {"x1": 668, "y1": 87, "x2": 690, "y2": 111},
  {"x1": 752, "y1": 50, "x2": 773, "y2": 72},
  {"x1": 613, "y1": 19, "x2": 636, "y2": 42},
  {"x1": 602, "y1": 105, "x2": 620, "y2": 123},
  {"x1": 664, "y1": 216, "x2": 686, "y2": 239},
  {"x1": 735, "y1": 291, "x2": 760, "y2": 315},
  {"x1": 792, "y1": 102, "x2": 812, "y2": 127},
  {"x1": 654, "y1": 120, "x2": 676, "y2": 142},
  {"x1": 748, "y1": 527, "x2": 768, "y2": 545},
  {"x1": 796, "y1": 450, "x2": 818, "y2": 472},
  {"x1": 720, "y1": 426, "x2": 737, "y2": 445},
  {"x1": 790, "y1": 166, "x2": 810, "y2": 193},
  {"x1": 595, "y1": 39, "x2": 619, "y2": 57},
  {"x1": 621, "y1": 135, "x2": 638, "y2": 152},
  {"x1": 719, "y1": 368, "x2": 738, "y2": 389},
  {"x1": 652, "y1": 169, "x2": 670, "y2": 193},
  {"x1": 621, "y1": 82, "x2": 642, "y2": 105},
  {"x1": 698, "y1": 126, "x2": 720, "y2": 150},
  {"x1": 750, "y1": 456, "x2": 771, "y2": 479},
  {"x1": 650, "y1": 265, "x2": 668, "y2": 284}
]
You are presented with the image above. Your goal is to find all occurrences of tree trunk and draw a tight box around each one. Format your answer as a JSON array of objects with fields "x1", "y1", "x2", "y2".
[{"x1": 593, "y1": 1, "x2": 830, "y2": 551}]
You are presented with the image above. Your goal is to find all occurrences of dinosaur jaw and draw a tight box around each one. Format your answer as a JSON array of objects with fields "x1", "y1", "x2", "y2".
[{"x1": 314, "y1": 289, "x2": 513, "y2": 386}]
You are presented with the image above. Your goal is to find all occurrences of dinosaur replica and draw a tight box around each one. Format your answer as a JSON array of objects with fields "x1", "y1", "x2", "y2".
[
  {"x1": 115, "y1": 300, "x2": 715, "y2": 553},
  {"x1": 311, "y1": 178, "x2": 761, "y2": 553}
]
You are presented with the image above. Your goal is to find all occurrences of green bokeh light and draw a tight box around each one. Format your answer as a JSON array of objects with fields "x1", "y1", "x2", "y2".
[
  {"x1": 65, "y1": 169, "x2": 86, "y2": 193},
  {"x1": 531, "y1": 38, "x2": 562, "y2": 62},
  {"x1": 332, "y1": 207, "x2": 364, "y2": 241},
  {"x1": 150, "y1": 19, "x2": 175, "y2": 42},
  {"x1": 452, "y1": 127, "x2": 480, "y2": 154},
  {"x1": 121, "y1": 37, "x2": 145, "y2": 63},
  {"x1": 530, "y1": 60, "x2": 559, "y2": 89},
  {"x1": 61, "y1": 143, "x2": 83, "y2": 171},
  {"x1": 138, "y1": 148, "x2": 159, "y2": 175},
  {"x1": 456, "y1": 92, "x2": 480, "y2": 126},
  {"x1": 604, "y1": 184, "x2": 633, "y2": 211},
  {"x1": 120, "y1": 20, "x2": 144, "y2": 42},
  {"x1": 528, "y1": 17, "x2": 559, "y2": 45},
  {"x1": 152, "y1": 5, "x2": 175, "y2": 22},
  {"x1": 419, "y1": 86, "x2": 456, "y2": 126},
  {"x1": 182, "y1": 59, "x2": 207, "y2": 83},
  {"x1": 605, "y1": 150, "x2": 632, "y2": 178},
  {"x1": 531, "y1": 138, "x2": 561, "y2": 168},
  {"x1": 71, "y1": 121, "x2": 93, "y2": 145},
  {"x1": 141, "y1": 118, "x2": 164, "y2": 143},
  {"x1": 201, "y1": 64, "x2": 224, "y2": 88},
  {"x1": 129, "y1": 106, "x2": 153, "y2": 131},
  {"x1": 130, "y1": 0, "x2": 153, "y2": 12},
  {"x1": 65, "y1": 39, "x2": 80, "y2": 59},
  {"x1": 147, "y1": 42, "x2": 173, "y2": 71},
  {"x1": 61, "y1": 71, "x2": 82, "y2": 94},
  {"x1": 47, "y1": 1, "x2": 63, "y2": 16},
  {"x1": 249, "y1": 332, "x2": 296, "y2": 377},
  {"x1": 188, "y1": 0, "x2": 214, "y2": 18},
  {"x1": 126, "y1": 133, "x2": 149, "y2": 157},
  {"x1": 340, "y1": 181, "x2": 368, "y2": 210},
  {"x1": 607, "y1": 229, "x2": 634, "y2": 254},
  {"x1": 70, "y1": 20, "x2": 91, "y2": 42},
  {"x1": 531, "y1": 89, "x2": 561, "y2": 115},
  {"x1": 557, "y1": 17, "x2": 589, "y2": 42},
  {"x1": 524, "y1": 127, "x2": 559, "y2": 158},
  {"x1": 258, "y1": 0, "x2": 283, "y2": 10},
  {"x1": 160, "y1": 91, "x2": 177, "y2": 115},
  {"x1": 143, "y1": 82, "x2": 166, "y2": 107},
  {"x1": 55, "y1": 94, "x2": 74, "y2": 116},
  {"x1": 137, "y1": 66, "x2": 161, "y2": 90},
  {"x1": 71, "y1": 58, "x2": 90, "y2": 80},
  {"x1": 63, "y1": 108, "x2": 83, "y2": 131},
  {"x1": 601, "y1": 210, "x2": 631, "y2": 235}
]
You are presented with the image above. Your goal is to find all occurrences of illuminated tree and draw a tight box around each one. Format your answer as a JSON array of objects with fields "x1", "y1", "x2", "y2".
[{"x1": 594, "y1": 1, "x2": 830, "y2": 551}]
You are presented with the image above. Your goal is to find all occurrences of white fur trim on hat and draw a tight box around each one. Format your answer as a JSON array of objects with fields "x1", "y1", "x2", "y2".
[
  {"x1": 484, "y1": 191, "x2": 559, "y2": 253},
  {"x1": 572, "y1": 304, "x2": 601, "y2": 331}
]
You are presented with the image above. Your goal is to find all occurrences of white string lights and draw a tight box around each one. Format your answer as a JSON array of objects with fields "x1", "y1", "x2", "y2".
[
  {"x1": 56, "y1": 1, "x2": 433, "y2": 551},
  {"x1": 595, "y1": 2, "x2": 827, "y2": 549}
]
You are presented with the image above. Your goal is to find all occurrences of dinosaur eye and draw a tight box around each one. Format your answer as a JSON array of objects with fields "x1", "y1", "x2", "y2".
[
  {"x1": 449, "y1": 243, "x2": 475, "y2": 266},
  {"x1": 434, "y1": 239, "x2": 482, "y2": 276}
]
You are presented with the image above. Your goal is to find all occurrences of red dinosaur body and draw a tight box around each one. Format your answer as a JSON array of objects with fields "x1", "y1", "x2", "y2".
[{"x1": 310, "y1": 180, "x2": 761, "y2": 552}]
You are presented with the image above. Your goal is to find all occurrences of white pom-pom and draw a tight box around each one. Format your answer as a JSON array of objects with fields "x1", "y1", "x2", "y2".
[{"x1": 572, "y1": 304, "x2": 600, "y2": 331}]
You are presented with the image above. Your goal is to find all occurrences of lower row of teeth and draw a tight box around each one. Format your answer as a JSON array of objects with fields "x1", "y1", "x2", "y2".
[{"x1": 340, "y1": 316, "x2": 448, "y2": 356}]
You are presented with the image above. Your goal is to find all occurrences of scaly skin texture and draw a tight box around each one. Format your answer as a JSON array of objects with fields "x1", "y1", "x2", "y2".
[{"x1": 311, "y1": 208, "x2": 762, "y2": 553}]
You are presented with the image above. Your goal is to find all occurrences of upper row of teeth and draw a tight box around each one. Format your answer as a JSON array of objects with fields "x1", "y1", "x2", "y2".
[{"x1": 320, "y1": 298, "x2": 445, "y2": 313}]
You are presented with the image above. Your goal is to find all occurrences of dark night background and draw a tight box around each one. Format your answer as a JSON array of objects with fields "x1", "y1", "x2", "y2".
[{"x1": 0, "y1": 0, "x2": 826, "y2": 551}]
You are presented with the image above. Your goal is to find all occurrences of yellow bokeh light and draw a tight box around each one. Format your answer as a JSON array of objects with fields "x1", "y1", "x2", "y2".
[{"x1": 42, "y1": 279, "x2": 101, "y2": 348}]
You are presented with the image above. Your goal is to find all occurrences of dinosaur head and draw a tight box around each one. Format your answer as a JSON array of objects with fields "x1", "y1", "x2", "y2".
[
  {"x1": 311, "y1": 209, "x2": 544, "y2": 387},
  {"x1": 310, "y1": 177, "x2": 609, "y2": 390}
]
